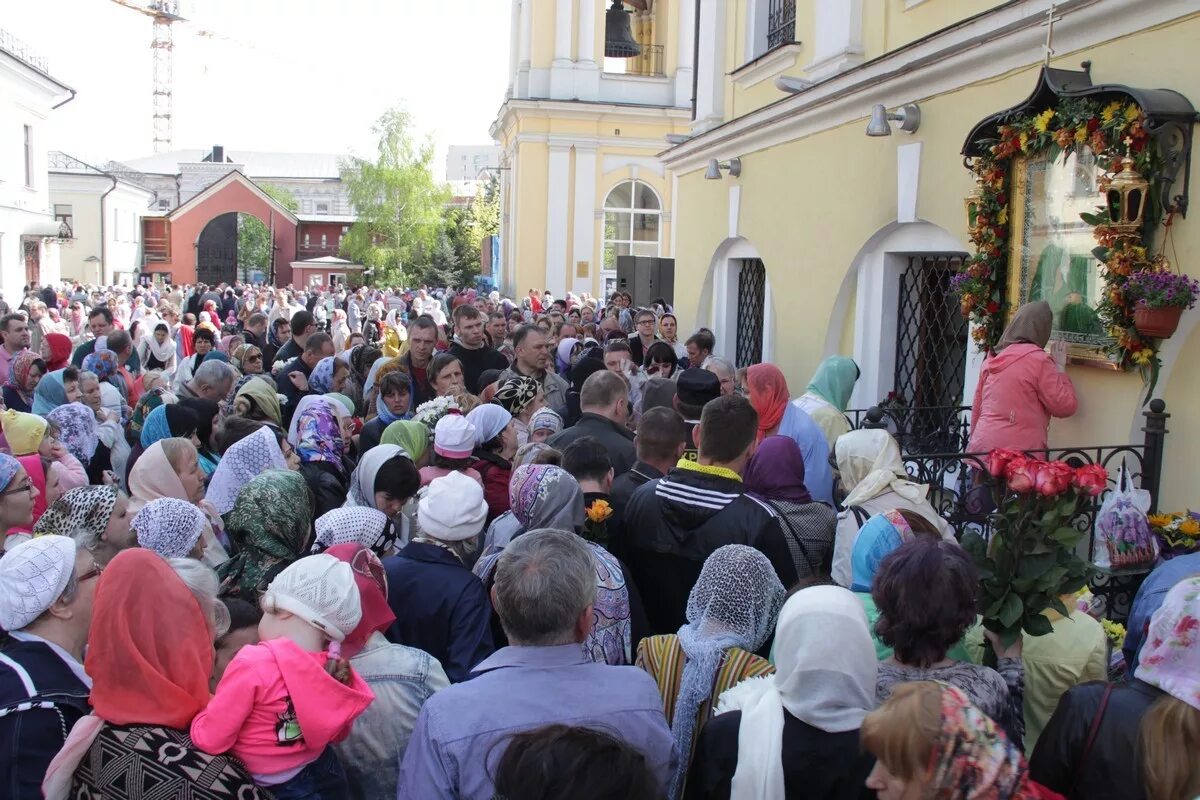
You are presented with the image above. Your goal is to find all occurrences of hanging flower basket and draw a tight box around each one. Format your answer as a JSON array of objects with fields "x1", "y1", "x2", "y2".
[{"x1": 1133, "y1": 305, "x2": 1184, "y2": 339}]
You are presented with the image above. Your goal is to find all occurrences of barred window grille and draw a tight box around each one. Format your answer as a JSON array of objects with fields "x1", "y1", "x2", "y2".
[
  {"x1": 736, "y1": 259, "x2": 767, "y2": 368},
  {"x1": 893, "y1": 255, "x2": 969, "y2": 452},
  {"x1": 767, "y1": 0, "x2": 797, "y2": 50}
]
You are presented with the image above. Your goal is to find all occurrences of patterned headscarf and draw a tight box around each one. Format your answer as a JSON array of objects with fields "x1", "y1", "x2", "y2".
[
  {"x1": 131, "y1": 497, "x2": 206, "y2": 558},
  {"x1": 850, "y1": 510, "x2": 915, "y2": 592},
  {"x1": 309, "y1": 356, "x2": 338, "y2": 395},
  {"x1": 1137, "y1": 575, "x2": 1200, "y2": 711},
  {"x1": 217, "y1": 470, "x2": 313, "y2": 602},
  {"x1": 0, "y1": 453, "x2": 21, "y2": 491},
  {"x1": 32, "y1": 485, "x2": 121, "y2": 539},
  {"x1": 230, "y1": 343, "x2": 262, "y2": 374},
  {"x1": 928, "y1": 684, "x2": 1040, "y2": 798},
  {"x1": 129, "y1": 385, "x2": 174, "y2": 441},
  {"x1": 509, "y1": 464, "x2": 585, "y2": 532},
  {"x1": 82, "y1": 349, "x2": 119, "y2": 382},
  {"x1": 493, "y1": 375, "x2": 540, "y2": 417},
  {"x1": 292, "y1": 397, "x2": 346, "y2": 474},
  {"x1": 206, "y1": 427, "x2": 288, "y2": 515},
  {"x1": 47, "y1": 403, "x2": 99, "y2": 464},
  {"x1": 381, "y1": 420, "x2": 429, "y2": 462},
  {"x1": 529, "y1": 407, "x2": 563, "y2": 437},
  {"x1": 313, "y1": 508, "x2": 394, "y2": 555},
  {"x1": 7, "y1": 350, "x2": 41, "y2": 397}
]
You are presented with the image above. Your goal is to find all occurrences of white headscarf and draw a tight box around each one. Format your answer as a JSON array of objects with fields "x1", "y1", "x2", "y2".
[
  {"x1": 715, "y1": 586, "x2": 877, "y2": 800},
  {"x1": 344, "y1": 444, "x2": 409, "y2": 509},
  {"x1": 205, "y1": 427, "x2": 288, "y2": 515},
  {"x1": 313, "y1": 507, "x2": 393, "y2": 553},
  {"x1": 835, "y1": 428, "x2": 927, "y2": 508}
]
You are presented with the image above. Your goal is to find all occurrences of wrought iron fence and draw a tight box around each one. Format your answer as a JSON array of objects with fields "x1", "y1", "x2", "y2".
[
  {"x1": 623, "y1": 44, "x2": 665, "y2": 77},
  {"x1": 735, "y1": 259, "x2": 766, "y2": 368},
  {"x1": 767, "y1": 0, "x2": 797, "y2": 50},
  {"x1": 845, "y1": 401, "x2": 1170, "y2": 620}
]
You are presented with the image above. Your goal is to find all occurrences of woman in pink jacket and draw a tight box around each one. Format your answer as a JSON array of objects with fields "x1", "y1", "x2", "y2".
[{"x1": 968, "y1": 300, "x2": 1077, "y2": 457}]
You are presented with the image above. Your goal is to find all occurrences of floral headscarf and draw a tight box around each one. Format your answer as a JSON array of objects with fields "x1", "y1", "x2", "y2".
[
  {"x1": 7, "y1": 350, "x2": 41, "y2": 399},
  {"x1": 47, "y1": 403, "x2": 99, "y2": 465},
  {"x1": 309, "y1": 356, "x2": 338, "y2": 395},
  {"x1": 217, "y1": 470, "x2": 313, "y2": 602},
  {"x1": 509, "y1": 464, "x2": 585, "y2": 532},
  {"x1": 82, "y1": 349, "x2": 119, "y2": 382},
  {"x1": 493, "y1": 375, "x2": 540, "y2": 417},
  {"x1": 1137, "y1": 575, "x2": 1200, "y2": 711},
  {"x1": 928, "y1": 684, "x2": 1040, "y2": 799},
  {"x1": 32, "y1": 485, "x2": 121, "y2": 539},
  {"x1": 292, "y1": 397, "x2": 346, "y2": 474}
]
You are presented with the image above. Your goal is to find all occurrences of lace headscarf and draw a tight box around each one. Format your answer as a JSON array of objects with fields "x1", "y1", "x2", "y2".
[
  {"x1": 206, "y1": 427, "x2": 288, "y2": 515},
  {"x1": 669, "y1": 545, "x2": 786, "y2": 799},
  {"x1": 131, "y1": 497, "x2": 206, "y2": 558},
  {"x1": 47, "y1": 403, "x2": 99, "y2": 465}
]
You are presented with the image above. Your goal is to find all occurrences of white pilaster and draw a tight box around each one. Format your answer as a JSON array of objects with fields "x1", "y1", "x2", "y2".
[
  {"x1": 571, "y1": 145, "x2": 598, "y2": 296},
  {"x1": 555, "y1": 0, "x2": 574, "y2": 62},
  {"x1": 517, "y1": 0, "x2": 532, "y2": 98},
  {"x1": 578, "y1": 0, "x2": 596, "y2": 65},
  {"x1": 544, "y1": 144, "x2": 571, "y2": 297},
  {"x1": 508, "y1": 0, "x2": 521, "y2": 97},
  {"x1": 674, "y1": 0, "x2": 696, "y2": 108},
  {"x1": 805, "y1": 0, "x2": 864, "y2": 80},
  {"x1": 897, "y1": 142, "x2": 922, "y2": 223},
  {"x1": 693, "y1": 0, "x2": 727, "y2": 133}
]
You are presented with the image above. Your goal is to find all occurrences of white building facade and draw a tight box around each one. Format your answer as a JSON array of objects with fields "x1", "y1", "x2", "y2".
[
  {"x1": 0, "y1": 30, "x2": 74, "y2": 303},
  {"x1": 446, "y1": 145, "x2": 501, "y2": 197},
  {"x1": 48, "y1": 153, "x2": 156, "y2": 287}
]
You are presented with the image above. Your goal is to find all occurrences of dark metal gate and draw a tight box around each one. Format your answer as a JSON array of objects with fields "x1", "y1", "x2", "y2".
[
  {"x1": 893, "y1": 255, "x2": 968, "y2": 452},
  {"x1": 196, "y1": 212, "x2": 238, "y2": 287},
  {"x1": 735, "y1": 259, "x2": 766, "y2": 368},
  {"x1": 767, "y1": 0, "x2": 797, "y2": 49}
]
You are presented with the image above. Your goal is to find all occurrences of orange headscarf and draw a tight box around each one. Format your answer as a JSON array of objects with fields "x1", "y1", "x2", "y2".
[
  {"x1": 85, "y1": 549, "x2": 213, "y2": 728},
  {"x1": 745, "y1": 364, "x2": 791, "y2": 441}
]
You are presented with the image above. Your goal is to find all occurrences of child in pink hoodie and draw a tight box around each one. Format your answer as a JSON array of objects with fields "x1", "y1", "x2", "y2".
[{"x1": 191, "y1": 554, "x2": 375, "y2": 799}]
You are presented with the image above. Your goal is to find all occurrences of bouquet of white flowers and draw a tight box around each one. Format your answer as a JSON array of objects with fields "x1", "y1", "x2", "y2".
[{"x1": 413, "y1": 395, "x2": 461, "y2": 431}]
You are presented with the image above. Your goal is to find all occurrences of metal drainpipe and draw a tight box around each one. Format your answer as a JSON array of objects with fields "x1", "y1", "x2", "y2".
[
  {"x1": 690, "y1": 0, "x2": 700, "y2": 121},
  {"x1": 99, "y1": 174, "x2": 118, "y2": 285}
]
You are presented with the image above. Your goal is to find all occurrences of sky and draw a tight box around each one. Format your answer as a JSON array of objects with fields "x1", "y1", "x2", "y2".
[{"x1": 5, "y1": 0, "x2": 512, "y2": 179}]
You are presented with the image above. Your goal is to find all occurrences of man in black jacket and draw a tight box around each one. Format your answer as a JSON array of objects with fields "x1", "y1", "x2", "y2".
[
  {"x1": 273, "y1": 310, "x2": 317, "y2": 366},
  {"x1": 547, "y1": 370, "x2": 636, "y2": 477},
  {"x1": 448, "y1": 304, "x2": 508, "y2": 394},
  {"x1": 609, "y1": 407, "x2": 687, "y2": 561},
  {"x1": 622, "y1": 393, "x2": 798, "y2": 635},
  {"x1": 277, "y1": 332, "x2": 334, "y2": 427}
]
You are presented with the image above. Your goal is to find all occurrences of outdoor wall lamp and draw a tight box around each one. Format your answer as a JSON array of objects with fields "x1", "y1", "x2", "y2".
[
  {"x1": 775, "y1": 75, "x2": 814, "y2": 93},
  {"x1": 866, "y1": 103, "x2": 921, "y2": 136},
  {"x1": 705, "y1": 158, "x2": 742, "y2": 180}
]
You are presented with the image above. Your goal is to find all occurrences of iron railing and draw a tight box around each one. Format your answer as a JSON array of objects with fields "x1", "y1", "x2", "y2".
[
  {"x1": 767, "y1": 0, "x2": 797, "y2": 50},
  {"x1": 844, "y1": 401, "x2": 1170, "y2": 620},
  {"x1": 624, "y1": 44, "x2": 664, "y2": 77}
]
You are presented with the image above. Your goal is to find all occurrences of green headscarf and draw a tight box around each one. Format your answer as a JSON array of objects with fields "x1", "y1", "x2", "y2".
[
  {"x1": 234, "y1": 375, "x2": 283, "y2": 427},
  {"x1": 217, "y1": 470, "x2": 313, "y2": 602},
  {"x1": 381, "y1": 420, "x2": 429, "y2": 462},
  {"x1": 805, "y1": 356, "x2": 859, "y2": 412},
  {"x1": 326, "y1": 392, "x2": 355, "y2": 416}
]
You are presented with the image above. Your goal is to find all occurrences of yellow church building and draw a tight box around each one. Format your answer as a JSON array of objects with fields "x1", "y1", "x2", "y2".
[{"x1": 657, "y1": 0, "x2": 1199, "y2": 511}]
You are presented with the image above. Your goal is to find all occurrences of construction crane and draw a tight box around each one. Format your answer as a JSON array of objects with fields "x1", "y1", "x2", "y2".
[{"x1": 108, "y1": 0, "x2": 185, "y2": 153}]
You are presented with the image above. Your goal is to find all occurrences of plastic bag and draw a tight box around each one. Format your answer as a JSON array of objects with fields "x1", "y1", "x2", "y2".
[{"x1": 1093, "y1": 461, "x2": 1157, "y2": 569}]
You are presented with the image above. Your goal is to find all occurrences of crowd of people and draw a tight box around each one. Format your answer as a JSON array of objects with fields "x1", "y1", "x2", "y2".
[{"x1": 0, "y1": 281, "x2": 1195, "y2": 800}]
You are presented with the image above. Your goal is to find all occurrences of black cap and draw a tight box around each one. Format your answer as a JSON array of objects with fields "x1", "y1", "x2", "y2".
[{"x1": 676, "y1": 368, "x2": 721, "y2": 407}]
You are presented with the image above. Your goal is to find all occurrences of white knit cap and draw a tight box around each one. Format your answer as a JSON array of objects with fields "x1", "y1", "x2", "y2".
[
  {"x1": 433, "y1": 414, "x2": 477, "y2": 459},
  {"x1": 418, "y1": 471, "x2": 488, "y2": 542},
  {"x1": 262, "y1": 554, "x2": 362, "y2": 642},
  {"x1": 0, "y1": 535, "x2": 77, "y2": 631}
]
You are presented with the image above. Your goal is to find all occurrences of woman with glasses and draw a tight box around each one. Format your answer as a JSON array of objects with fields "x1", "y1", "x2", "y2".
[{"x1": 0, "y1": 453, "x2": 39, "y2": 548}]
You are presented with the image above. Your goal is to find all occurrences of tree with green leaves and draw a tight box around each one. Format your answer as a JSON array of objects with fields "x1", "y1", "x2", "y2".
[
  {"x1": 466, "y1": 172, "x2": 500, "y2": 258},
  {"x1": 236, "y1": 214, "x2": 270, "y2": 281},
  {"x1": 341, "y1": 108, "x2": 449, "y2": 285}
]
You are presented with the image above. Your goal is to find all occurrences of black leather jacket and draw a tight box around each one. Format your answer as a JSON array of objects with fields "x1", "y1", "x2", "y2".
[{"x1": 1028, "y1": 679, "x2": 1163, "y2": 800}]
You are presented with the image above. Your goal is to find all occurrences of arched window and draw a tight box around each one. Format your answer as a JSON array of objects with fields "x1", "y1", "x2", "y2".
[{"x1": 602, "y1": 180, "x2": 662, "y2": 294}]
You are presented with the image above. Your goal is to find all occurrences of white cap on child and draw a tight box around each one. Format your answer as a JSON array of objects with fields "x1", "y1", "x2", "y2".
[{"x1": 262, "y1": 554, "x2": 362, "y2": 642}]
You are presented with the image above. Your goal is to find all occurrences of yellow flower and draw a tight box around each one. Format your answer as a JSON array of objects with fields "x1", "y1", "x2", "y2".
[
  {"x1": 997, "y1": 206, "x2": 1008, "y2": 225},
  {"x1": 1124, "y1": 104, "x2": 1141, "y2": 123},
  {"x1": 1101, "y1": 101, "x2": 1122, "y2": 124},
  {"x1": 1019, "y1": 132, "x2": 1030, "y2": 151},
  {"x1": 1075, "y1": 126, "x2": 1088, "y2": 144},
  {"x1": 1101, "y1": 619, "x2": 1127, "y2": 648},
  {"x1": 586, "y1": 499, "x2": 613, "y2": 523},
  {"x1": 1034, "y1": 108, "x2": 1056, "y2": 132},
  {"x1": 1148, "y1": 513, "x2": 1176, "y2": 528},
  {"x1": 1180, "y1": 518, "x2": 1200, "y2": 536},
  {"x1": 1132, "y1": 348, "x2": 1155, "y2": 365}
]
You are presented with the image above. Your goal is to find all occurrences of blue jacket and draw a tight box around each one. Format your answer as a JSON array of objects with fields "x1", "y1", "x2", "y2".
[
  {"x1": 383, "y1": 542, "x2": 495, "y2": 683},
  {"x1": 0, "y1": 634, "x2": 91, "y2": 799}
]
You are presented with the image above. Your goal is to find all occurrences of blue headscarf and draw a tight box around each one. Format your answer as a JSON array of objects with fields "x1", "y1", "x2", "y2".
[
  {"x1": 374, "y1": 369, "x2": 411, "y2": 426},
  {"x1": 850, "y1": 510, "x2": 915, "y2": 592},
  {"x1": 139, "y1": 403, "x2": 199, "y2": 449},
  {"x1": 0, "y1": 452, "x2": 20, "y2": 490},
  {"x1": 202, "y1": 350, "x2": 230, "y2": 363},
  {"x1": 32, "y1": 369, "x2": 71, "y2": 415},
  {"x1": 310, "y1": 356, "x2": 337, "y2": 395}
]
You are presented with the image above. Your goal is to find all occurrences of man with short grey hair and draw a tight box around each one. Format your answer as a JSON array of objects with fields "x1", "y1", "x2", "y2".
[
  {"x1": 180, "y1": 359, "x2": 236, "y2": 402},
  {"x1": 398, "y1": 529, "x2": 674, "y2": 799},
  {"x1": 706, "y1": 356, "x2": 738, "y2": 396},
  {"x1": 547, "y1": 370, "x2": 637, "y2": 476}
]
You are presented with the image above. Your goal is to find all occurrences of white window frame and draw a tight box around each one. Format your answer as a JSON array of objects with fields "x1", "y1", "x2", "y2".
[
  {"x1": 601, "y1": 179, "x2": 663, "y2": 289},
  {"x1": 315, "y1": 201, "x2": 330, "y2": 215},
  {"x1": 23, "y1": 125, "x2": 34, "y2": 188}
]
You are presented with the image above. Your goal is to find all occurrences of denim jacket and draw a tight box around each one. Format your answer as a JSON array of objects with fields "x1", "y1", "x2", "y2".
[{"x1": 333, "y1": 632, "x2": 449, "y2": 800}]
